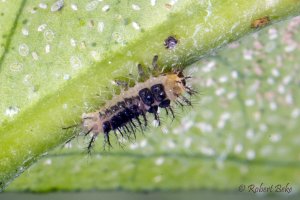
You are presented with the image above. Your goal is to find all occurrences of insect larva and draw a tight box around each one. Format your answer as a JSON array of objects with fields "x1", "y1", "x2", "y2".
[{"x1": 65, "y1": 55, "x2": 195, "y2": 152}]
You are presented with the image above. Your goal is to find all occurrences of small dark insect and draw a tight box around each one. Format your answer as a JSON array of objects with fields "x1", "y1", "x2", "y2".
[{"x1": 164, "y1": 36, "x2": 178, "y2": 49}]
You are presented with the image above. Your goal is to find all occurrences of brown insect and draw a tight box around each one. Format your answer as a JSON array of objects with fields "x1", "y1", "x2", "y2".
[{"x1": 251, "y1": 16, "x2": 270, "y2": 28}]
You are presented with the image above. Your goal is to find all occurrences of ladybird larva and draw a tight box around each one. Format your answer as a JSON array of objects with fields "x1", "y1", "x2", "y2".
[{"x1": 69, "y1": 55, "x2": 195, "y2": 152}]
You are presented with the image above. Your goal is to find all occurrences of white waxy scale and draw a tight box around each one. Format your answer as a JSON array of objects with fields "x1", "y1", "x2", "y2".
[
  {"x1": 45, "y1": 44, "x2": 51, "y2": 53},
  {"x1": 90, "y1": 51, "x2": 101, "y2": 61},
  {"x1": 200, "y1": 146, "x2": 215, "y2": 156},
  {"x1": 184, "y1": 137, "x2": 192, "y2": 148},
  {"x1": 150, "y1": 0, "x2": 156, "y2": 6},
  {"x1": 218, "y1": 76, "x2": 228, "y2": 83},
  {"x1": 155, "y1": 157, "x2": 164, "y2": 166},
  {"x1": 196, "y1": 122, "x2": 213, "y2": 133},
  {"x1": 38, "y1": 24, "x2": 47, "y2": 32},
  {"x1": 234, "y1": 144, "x2": 243, "y2": 154},
  {"x1": 44, "y1": 29, "x2": 55, "y2": 42},
  {"x1": 21, "y1": 28, "x2": 29, "y2": 36},
  {"x1": 269, "y1": 102, "x2": 277, "y2": 110},
  {"x1": 71, "y1": 4, "x2": 78, "y2": 11},
  {"x1": 63, "y1": 74, "x2": 70, "y2": 80},
  {"x1": 132, "y1": 22, "x2": 141, "y2": 30},
  {"x1": 245, "y1": 99, "x2": 255, "y2": 107},
  {"x1": 270, "y1": 133, "x2": 281, "y2": 143},
  {"x1": 231, "y1": 70, "x2": 238, "y2": 79},
  {"x1": 5, "y1": 106, "x2": 20, "y2": 117},
  {"x1": 31, "y1": 52, "x2": 39, "y2": 60},
  {"x1": 70, "y1": 38, "x2": 76, "y2": 47},
  {"x1": 139, "y1": 139, "x2": 147, "y2": 148},
  {"x1": 70, "y1": 56, "x2": 82, "y2": 69},
  {"x1": 39, "y1": 3, "x2": 47, "y2": 9},
  {"x1": 271, "y1": 68, "x2": 280, "y2": 77},
  {"x1": 86, "y1": 1, "x2": 99, "y2": 11},
  {"x1": 132, "y1": 4, "x2": 140, "y2": 10},
  {"x1": 291, "y1": 108, "x2": 300, "y2": 118},
  {"x1": 51, "y1": 0, "x2": 64, "y2": 12},
  {"x1": 97, "y1": 21, "x2": 104, "y2": 32},
  {"x1": 246, "y1": 129, "x2": 254, "y2": 139},
  {"x1": 18, "y1": 43, "x2": 29, "y2": 56},
  {"x1": 227, "y1": 92, "x2": 236, "y2": 100},
  {"x1": 102, "y1": 5, "x2": 110, "y2": 12},
  {"x1": 215, "y1": 88, "x2": 225, "y2": 96},
  {"x1": 246, "y1": 150, "x2": 256, "y2": 160},
  {"x1": 10, "y1": 62, "x2": 23, "y2": 72},
  {"x1": 44, "y1": 159, "x2": 52, "y2": 165}
]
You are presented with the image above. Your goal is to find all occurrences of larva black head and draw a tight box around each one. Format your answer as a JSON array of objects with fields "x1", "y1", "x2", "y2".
[
  {"x1": 139, "y1": 88, "x2": 155, "y2": 106},
  {"x1": 181, "y1": 79, "x2": 186, "y2": 87},
  {"x1": 176, "y1": 70, "x2": 191, "y2": 87},
  {"x1": 177, "y1": 70, "x2": 184, "y2": 78},
  {"x1": 151, "y1": 84, "x2": 166, "y2": 102}
]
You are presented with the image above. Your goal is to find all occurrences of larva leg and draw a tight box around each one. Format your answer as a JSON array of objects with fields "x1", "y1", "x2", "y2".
[
  {"x1": 180, "y1": 96, "x2": 192, "y2": 106},
  {"x1": 127, "y1": 121, "x2": 137, "y2": 139},
  {"x1": 153, "y1": 109, "x2": 160, "y2": 126},
  {"x1": 103, "y1": 132, "x2": 112, "y2": 150},
  {"x1": 84, "y1": 127, "x2": 93, "y2": 136},
  {"x1": 169, "y1": 106, "x2": 175, "y2": 120},
  {"x1": 117, "y1": 127, "x2": 125, "y2": 137},
  {"x1": 124, "y1": 124, "x2": 130, "y2": 133},
  {"x1": 154, "y1": 112, "x2": 160, "y2": 126},
  {"x1": 134, "y1": 117, "x2": 144, "y2": 133},
  {"x1": 87, "y1": 134, "x2": 97, "y2": 154},
  {"x1": 62, "y1": 123, "x2": 79, "y2": 130},
  {"x1": 165, "y1": 108, "x2": 169, "y2": 115}
]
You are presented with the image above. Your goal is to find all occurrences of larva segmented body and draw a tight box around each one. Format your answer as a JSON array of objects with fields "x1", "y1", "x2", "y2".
[{"x1": 79, "y1": 56, "x2": 195, "y2": 151}]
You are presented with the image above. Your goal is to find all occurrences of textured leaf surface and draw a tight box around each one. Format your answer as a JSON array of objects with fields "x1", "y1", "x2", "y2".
[
  {"x1": 7, "y1": 17, "x2": 300, "y2": 193},
  {"x1": 1, "y1": 0, "x2": 300, "y2": 192}
]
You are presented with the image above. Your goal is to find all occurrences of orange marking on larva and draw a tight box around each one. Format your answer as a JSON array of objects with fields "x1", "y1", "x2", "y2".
[
  {"x1": 251, "y1": 16, "x2": 270, "y2": 28},
  {"x1": 70, "y1": 56, "x2": 196, "y2": 152}
]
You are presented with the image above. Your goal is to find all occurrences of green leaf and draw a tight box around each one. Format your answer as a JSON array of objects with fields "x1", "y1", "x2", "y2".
[
  {"x1": 6, "y1": 16, "x2": 300, "y2": 193},
  {"x1": 1, "y1": 0, "x2": 300, "y2": 192}
]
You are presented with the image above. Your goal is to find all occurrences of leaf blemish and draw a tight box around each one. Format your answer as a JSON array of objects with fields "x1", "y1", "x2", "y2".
[{"x1": 251, "y1": 16, "x2": 270, "y2": 28}]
